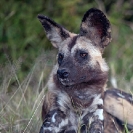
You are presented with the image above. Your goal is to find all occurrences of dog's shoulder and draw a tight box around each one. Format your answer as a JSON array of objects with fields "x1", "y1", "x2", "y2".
[{"x1": 42, "y1": 91, "x2": 56, "y2": 120}]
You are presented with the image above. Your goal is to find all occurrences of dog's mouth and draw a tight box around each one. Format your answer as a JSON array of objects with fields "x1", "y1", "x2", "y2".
[
  {"x1": 57, "y1": 76, "x2": 87, "y2": 87},
  {"x1": 58, "y1": 77, "x2": 74, "y2": 86}
]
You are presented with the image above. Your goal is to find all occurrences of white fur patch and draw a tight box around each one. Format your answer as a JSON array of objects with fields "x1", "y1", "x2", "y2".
[
  {"x1": 92, "y1": 94, "x2": 103, "y2": 105},
  {"x1": 94, "y1": 109, "x2": 104, "y2": 120},
  {"x1": 43, "y1": 118, "x2": 68, "y2": 132},
  {"x1": 58, "y1": 118, "x2": 68, "y2": 128},
  {"x1": 52, "y1": 112, "x2": 57, "y2": 123},
  {"x1": 57, "y1": 92, "x2": 71, "y2": 111},
  {"x1": 117, "y1": 92, "x2": 125, "y2": 98},
  {"x1": 99, "y1": 58, "x2": 109, "y2": 72},
  {"x1": 55, "y1": 118, "x2": 68, "y2": 132},
  {"x1": 43, "y1": 126, "x2": 52, "y2": 131},
  {"x1": 57, "y1": 92, "x2": 78, "y2": 131}
]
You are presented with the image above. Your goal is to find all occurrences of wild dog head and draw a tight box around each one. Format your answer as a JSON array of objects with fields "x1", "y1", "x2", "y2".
[{"x1": 38, "y1": 8, "x2": 111, "y2": 89}]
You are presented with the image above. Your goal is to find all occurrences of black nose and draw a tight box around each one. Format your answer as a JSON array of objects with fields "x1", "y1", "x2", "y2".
[{"x1": 57, "y1": 69, "x2": 69, "y2": 79}]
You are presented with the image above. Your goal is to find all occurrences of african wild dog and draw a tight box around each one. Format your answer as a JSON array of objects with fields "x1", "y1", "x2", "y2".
[{"x1": 37, "y1": 8, "x2": 133, "y2": 133}]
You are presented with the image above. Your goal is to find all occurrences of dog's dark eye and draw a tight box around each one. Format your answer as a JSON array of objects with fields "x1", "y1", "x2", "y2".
[
  {"x1": 75, "y1": 50, "x2": 88, "y2": 63},
  {"x1": 58, "y1": 53, "x2": 64, "y2": 65},
  {"x1": 59, "y1": 53, "x2": 63, "y2": 59},
  {"x1": 80, "y1": 53, "x2": 87, "y2": 58},
  {"x1": 80, "y1": 52, "x2": 88, "y2": 59}
]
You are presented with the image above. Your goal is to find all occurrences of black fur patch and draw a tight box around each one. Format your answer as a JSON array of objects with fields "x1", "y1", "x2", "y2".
[
  {"x1": 68, "y1": 36, "x2": 78, "y2": 50},
  {"x1": 80, "y1": 125, "x2": 87, "y2": 133},
  {"x1": 64, "y1": 130, "x2": 76, "y2": 133},
  {"x1": 60, "y1": 28, "x2": 70, "y2": 39},
  {"x1": 80, "y1": 8, "x2": 110, "y2": 39}
]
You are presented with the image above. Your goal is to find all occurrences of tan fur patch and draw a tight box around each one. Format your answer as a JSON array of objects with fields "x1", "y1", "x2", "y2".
[
  {"x1": 104, "y1": 92, "x2": 133, "y2": 126},
  {"x1": 48, "y1": 64, "x2": 58, "y2": 93},
  {"x1": 42, "y1": 91, "x2": 55, "y2": 120}
]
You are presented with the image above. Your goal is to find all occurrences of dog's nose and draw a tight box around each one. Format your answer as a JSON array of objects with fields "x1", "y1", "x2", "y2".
[{"x1": 57, "y1": 69, "x2": 69, "y2": 79}]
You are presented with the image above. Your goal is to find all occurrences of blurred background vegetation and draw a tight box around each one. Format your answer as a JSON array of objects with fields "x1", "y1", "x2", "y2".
[{"x1": 0, "y1": 0, "x2": 133, "y2": 133}]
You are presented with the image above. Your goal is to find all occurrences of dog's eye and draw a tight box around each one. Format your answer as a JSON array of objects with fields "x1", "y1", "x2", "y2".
[
  {"x1": 58, "y1": 53, "x2": 63, "y2": 60},
  {"x1": 58, "y1": 53, "x2": 64, "y2": 65},
  {"x1": 80, "y1": 53, "x2": 88, "y2": 59}
]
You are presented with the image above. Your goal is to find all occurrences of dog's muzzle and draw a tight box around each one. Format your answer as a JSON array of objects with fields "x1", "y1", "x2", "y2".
[
  {"x1": 57, "y1": 68, "x2": 71, "y2": 85},
  {"x1": 57, "y1": 68, "x2": 69, "y2": 79}
]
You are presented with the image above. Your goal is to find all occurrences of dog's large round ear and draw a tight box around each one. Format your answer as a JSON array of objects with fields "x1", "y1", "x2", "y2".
[
  {"x1": 38, "y1": 15, "x2": 70, "y2": 48},
  {"x1": 80, "y1": 8, "x2": 111, "y2": 51}
]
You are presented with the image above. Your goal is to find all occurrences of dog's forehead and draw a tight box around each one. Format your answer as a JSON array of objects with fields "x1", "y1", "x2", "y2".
[{"x1": 60, "y1": 36, "x2": 101, "y2": 57}]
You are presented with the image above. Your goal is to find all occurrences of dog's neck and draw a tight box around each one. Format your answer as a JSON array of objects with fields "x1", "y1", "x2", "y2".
[{"x1": 52, "y1": 72, "x2": 108, "y2": 108}]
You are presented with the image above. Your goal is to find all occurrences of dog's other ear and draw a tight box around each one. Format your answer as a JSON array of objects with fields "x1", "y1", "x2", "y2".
[
  {"x1": 38, "y1": 15, "x2": 70, "y2": 48},
  {"x1": 80, "y1": 8, "x2": 111, "y2": 51}
]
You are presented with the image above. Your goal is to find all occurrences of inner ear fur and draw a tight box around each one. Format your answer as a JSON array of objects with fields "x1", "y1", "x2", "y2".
[
  {"x1": 38, "y1": 15, "x2": 70, "y2": 48},
  {"x1": 80, "y1": 8, "x2": 111, "y2": 51}
]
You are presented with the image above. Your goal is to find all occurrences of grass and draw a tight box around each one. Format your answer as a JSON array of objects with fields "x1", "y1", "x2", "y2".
[{"x1": 0, "y1": 51, "x2": 55, "y2": 133}]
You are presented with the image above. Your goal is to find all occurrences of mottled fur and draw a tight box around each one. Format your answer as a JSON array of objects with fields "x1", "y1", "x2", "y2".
[
  {"x1": 37, "y1": 8, "x2": 131, "y2": 133},
  {"x1": 104, "y1": 89, "x2": 133, "y2": 130}
]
